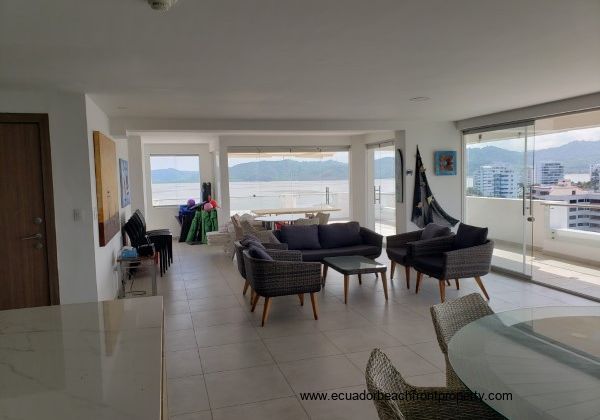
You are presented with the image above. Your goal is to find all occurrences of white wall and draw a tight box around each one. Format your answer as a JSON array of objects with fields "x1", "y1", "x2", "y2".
[
  {"x1": 0, "y1": 89, "x2": 99, "y2": 303},
  {"x1": 142, "y1": 143, "x2": 214, "y2": 235},
  {"x1": 85, "y1": 95, "x2": 131, "y2": 301},
  {"x1": 402, "y1": 122, "x2": 463, "y2": 231}
]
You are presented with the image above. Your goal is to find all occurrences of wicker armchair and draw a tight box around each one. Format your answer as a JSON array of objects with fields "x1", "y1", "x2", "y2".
[
  {"x1": 386, "y1": 225, "x2": 452, "y2": 289},
  {"x1": 366, "y1": 349, "x2": 503, "y2": 420},
  {"x1": 409, "y1": 236, "x2": 494, "y2": 303},
  {"x1": 233, "y1": 241, "x2": 288, "y2": 298},
  {"x1": 243, "y1": 249, "x2": 322, "y2": 326},
  {"x1": 430, "y1": 293, "x2": 494, "y2": 389}
]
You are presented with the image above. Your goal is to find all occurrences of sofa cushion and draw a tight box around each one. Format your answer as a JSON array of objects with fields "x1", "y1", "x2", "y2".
[
  {"x1": 280, "y1": 225, "x2": 321, "y2": 250},
  {"x1": 247, "y1": 245, "x2": 273, "y2": 261},
  {"x1": 411, "y1": 255, "x2": 445, "y2": 278},
  {"x1": 454, "y1": 223, "x2": 488, "y2": 250},
  {"x1": 318, "y1": 222, "x2": 362, "y2": 249},
  {"x1": 421, "y1": 223, "x2": 451, "y2": 240},
  {"x1": 386, "y1": 247, "x2": 409, "y2": 264},
  {"x1": 300, "y1": 245, "x2": 381, "y2": 262}
]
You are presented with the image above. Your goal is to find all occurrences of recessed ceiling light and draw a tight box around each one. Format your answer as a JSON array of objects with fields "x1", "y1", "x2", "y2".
[
  {"x1": 117, "y1": 106, "x2": 128, "y2": 110},
  {"x1": 409, "y1": 96, "x2": 431, "y2": 102}
]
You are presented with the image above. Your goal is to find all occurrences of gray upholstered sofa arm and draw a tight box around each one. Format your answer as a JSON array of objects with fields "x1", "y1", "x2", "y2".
[
  {"x1": 409, "y1": 235, "x2": 456, "y2": 257},
  {"x1": 360, "y1": 227, "x2": 383, "y2": 248},
  {"x1": 386, "y1": 230, "x2": 422, "y2": 248},
  {"x1": 443, "y1": 240, "x2": 494, "y2": 280}
]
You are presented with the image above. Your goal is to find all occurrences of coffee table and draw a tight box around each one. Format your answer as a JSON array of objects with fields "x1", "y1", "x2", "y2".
[{"x1": 322, "y1": 256, "x2": 388, "y2": 304}]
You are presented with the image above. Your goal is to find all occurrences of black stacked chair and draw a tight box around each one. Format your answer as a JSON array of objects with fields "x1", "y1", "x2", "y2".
[
  {"x1": 124, "y1": 210, "x2": 172, "y2": 276},
  {"x1": 132, "y1": 210, "x2": 173, "y2": 265}
]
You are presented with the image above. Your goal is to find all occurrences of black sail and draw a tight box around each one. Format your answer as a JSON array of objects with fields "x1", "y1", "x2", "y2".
[{"x1": 411, "y1": 147, "x2": 459, "y2": 228}]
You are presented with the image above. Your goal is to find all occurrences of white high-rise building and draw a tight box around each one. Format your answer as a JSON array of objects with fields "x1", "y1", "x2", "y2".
[
  {"x1": 473, "y1": 165, "x2": 518, "y2": 198},
  {"x1": 536, "y1": 161, "x2": 564, "y2": 185}
]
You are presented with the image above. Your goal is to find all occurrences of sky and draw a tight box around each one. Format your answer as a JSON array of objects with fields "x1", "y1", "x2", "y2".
[{"x1": 150, "y1": 155, "x2": 200, "y2": 171}]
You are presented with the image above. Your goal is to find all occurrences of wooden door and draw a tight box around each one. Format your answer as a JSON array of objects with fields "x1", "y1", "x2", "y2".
[{"x1": 0, "y1": 114, "x2": 59, "y2": 310}]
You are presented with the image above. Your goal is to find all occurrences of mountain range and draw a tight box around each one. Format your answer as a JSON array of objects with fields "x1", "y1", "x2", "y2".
[
  {"x1": 151, "y1": 140, "x2": 600, "y2": 183},
  {"x1": 466, "y1": 140, "x2": 600, "y2": 174}
]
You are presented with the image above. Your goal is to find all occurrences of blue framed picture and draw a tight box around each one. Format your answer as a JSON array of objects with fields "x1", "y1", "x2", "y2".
[
  {"x1": 119, "y1": 158, "x2": 131, "y2": 207},
  {"x1": 434, "y1": 151, "x2": 457, "y2": 176}
]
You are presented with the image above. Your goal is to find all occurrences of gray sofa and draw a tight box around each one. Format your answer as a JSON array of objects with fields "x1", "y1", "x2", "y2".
[{"x1": 272, "y1": 222, "x2": 383, "y2": 262}]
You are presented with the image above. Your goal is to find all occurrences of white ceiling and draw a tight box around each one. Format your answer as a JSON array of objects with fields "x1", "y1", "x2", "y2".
[{"x1": 1, "y1": 0, "x2": 599, "y2": 121}]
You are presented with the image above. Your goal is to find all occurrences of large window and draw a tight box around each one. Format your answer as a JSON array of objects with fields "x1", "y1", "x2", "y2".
[
  {"x1": 150, "y1": 155, "x2": 201, "y2": 206},
  {"x1": 228, "y1": 148, "x2": 350, "y2": 220}
]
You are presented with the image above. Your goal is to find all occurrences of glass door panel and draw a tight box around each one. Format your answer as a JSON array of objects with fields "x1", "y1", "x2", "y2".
[
  {"x1": 371, "y1": 144, "x2": 396, "y2": 236},
  {"x1": 464, "y1": 124, "x2": 535, "y2": 278}
]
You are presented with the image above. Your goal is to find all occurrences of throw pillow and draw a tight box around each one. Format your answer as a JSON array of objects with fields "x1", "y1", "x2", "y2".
[
  {"x1": 421, "y1": 223, "x2": 451, "y2": 240},
  {"x1": 241, "y1": 219, "x2": 261, "y2": 235},
  {"x1": 280, "y1": 225, "x2": 321, "y2": 250},
  {"x1": 240, "y1": 234, "x2": 264, "y2": 248},
  {"x1": 454, "y1": 223, "x2": 488, "y2": 249},
  {"x1": 247, "y1": 245, "x2": 273, "y2": 261},
  {"x1": 318, "y1": 222, "x2": 362, "y2": 249},
  {"x1": 254, "y1": 230, "x2": 281, "y2": 244}
]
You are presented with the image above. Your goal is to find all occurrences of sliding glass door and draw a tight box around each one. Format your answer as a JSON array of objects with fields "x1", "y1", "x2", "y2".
[
  {"x1": 369, "y1": 143, "x2": 396, "y2": 236},
  {"x1": 464, "y1": 124, "x2": 535, "y2": 278}
]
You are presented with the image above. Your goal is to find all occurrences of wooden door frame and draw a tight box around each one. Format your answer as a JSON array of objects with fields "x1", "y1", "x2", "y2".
[{"x1": 0, "y1": 113, "x2": 60, "y2": 305}]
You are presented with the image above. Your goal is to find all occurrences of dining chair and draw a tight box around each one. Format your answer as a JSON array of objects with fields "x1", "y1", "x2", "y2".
[
  {"x1": 430, "y1": 293, "x2": 494, "y2": 388},
  {"x1": 366, "y1": 348, "x2": 503, "y2": 420}
]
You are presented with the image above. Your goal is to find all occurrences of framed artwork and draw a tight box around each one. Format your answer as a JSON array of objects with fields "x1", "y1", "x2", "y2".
[
  {"x1": 93, "y1": 131, "x2": 120, "y2": 247},
  {"x1": 119, "y1": 159, "x2": 131, "y2": 208},
  {"x1": 434, "y1": 150, "x2": 457, "y2": 176}
]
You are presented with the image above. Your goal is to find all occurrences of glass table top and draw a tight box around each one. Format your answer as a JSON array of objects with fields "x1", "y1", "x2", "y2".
[
  {"x1": 323, "y1": 256, "x2": 386, "y2": 273},
  {"x1": 448, "y1": 306, "x2": 600, "y2": 420}
]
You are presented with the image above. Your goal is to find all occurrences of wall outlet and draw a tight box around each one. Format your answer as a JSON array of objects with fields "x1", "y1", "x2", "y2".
[{"x1": 73, "y1": 209, "x2": 82, "y2": 221}]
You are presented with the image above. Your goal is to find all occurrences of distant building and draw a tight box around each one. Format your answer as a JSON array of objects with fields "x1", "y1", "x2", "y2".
[
  {"x1": 473, "y1": 165, "x2": 518, "y2": 198},
  {"x1": 591, "y1": 163, "x2": 600, "y2": 192},
  {"x1": 532, "y1": 180, "x2": 600, "y2": 232},
  {"x1": 535, "y1": 161, "x2": 564, "y2": 185}
]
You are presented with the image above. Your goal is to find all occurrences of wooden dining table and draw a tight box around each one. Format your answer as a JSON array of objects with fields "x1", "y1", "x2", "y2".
[{"x1": 252, "y1": 206, "x2": 341, "y2": 217}]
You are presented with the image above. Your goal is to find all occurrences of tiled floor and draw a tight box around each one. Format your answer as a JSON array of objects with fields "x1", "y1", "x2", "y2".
[
  {"x1": 127, "y1": 241, "x2": 598, "y2": 420},
  {"x1": 493, "y1": 243, "x2": 600, "y2": 300}
]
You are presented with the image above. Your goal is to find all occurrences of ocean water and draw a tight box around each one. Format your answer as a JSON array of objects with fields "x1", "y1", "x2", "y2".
[{"x1": 152, "y1": 178, "x2": 396, "y2": 219}]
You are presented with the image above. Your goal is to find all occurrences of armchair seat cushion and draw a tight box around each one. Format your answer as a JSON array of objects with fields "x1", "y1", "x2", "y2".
[
  {"x1": 386, "y1": 247, "x2": 410, "y2": 264},
  {"x1": 300, "y1": 245, "x2": 381, "y2": 262},
  {"x1": 411, "y1": 255, "x2": 445, "y2": 278}
]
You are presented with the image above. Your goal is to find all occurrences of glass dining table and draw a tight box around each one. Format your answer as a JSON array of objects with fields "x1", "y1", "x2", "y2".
[{"x1": 448, "y1": 306, "x2": 600, "y2": 420}]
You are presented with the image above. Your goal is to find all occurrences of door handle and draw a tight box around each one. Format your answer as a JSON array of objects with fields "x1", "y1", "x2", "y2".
[{"x1": 22, "y1": 233, "x2": 42, "y2": 241}]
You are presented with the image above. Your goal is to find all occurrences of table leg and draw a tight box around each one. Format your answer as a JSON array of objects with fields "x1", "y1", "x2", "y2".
[
  {"x1": 344, "y1": 274, "x2": 349, "y2": 304},
  {"x1": 152, "y1": 260, "x2": 157, "y2": 296},
  {"x1": 322, "y1": 264, "x2": 328, "y2": 286},
  {"x1": 381, "y1": 271, "x2": 389, "y2": 301},
  {"x1": 358, "y1": 274, "x2": 362, "y2": 285}
]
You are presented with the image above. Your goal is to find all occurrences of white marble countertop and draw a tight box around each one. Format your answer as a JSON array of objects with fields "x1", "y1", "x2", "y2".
[{"x1": 0, "y1": 297, "x2": 164, "y2": 420}]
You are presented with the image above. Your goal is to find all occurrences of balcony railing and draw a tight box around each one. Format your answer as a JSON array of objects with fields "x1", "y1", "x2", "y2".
[{"x1": 466, "y1": 196, "x2": 600, "y2": 265}]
